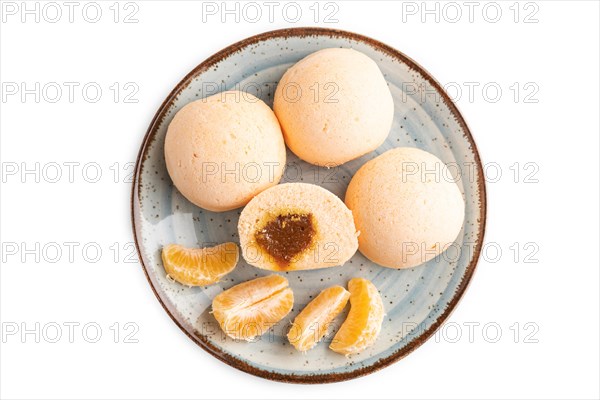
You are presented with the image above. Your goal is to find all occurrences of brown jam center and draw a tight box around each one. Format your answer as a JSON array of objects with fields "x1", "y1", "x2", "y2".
[{"x1": 254, "y1": 213, "x2": 315, "y2": 267}]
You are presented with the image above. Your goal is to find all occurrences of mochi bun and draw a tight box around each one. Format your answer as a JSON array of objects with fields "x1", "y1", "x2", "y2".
[
  {"x1": 274, "y1": 48, "x2": 394, "y2": 167},
  {"x1": 164, "y1": 91, "x2": 286, "y2": 212},
  {"x1": 238, "y1": 183, "x2": 358, "y2": 271},
  {"x1": 345, "y1": 147, "x2": 465, "y2": 269}
]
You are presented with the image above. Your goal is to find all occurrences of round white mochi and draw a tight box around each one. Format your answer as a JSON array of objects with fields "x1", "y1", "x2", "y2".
[
  {"x1": 274, "y1": 48, "x2": 394, "y2": 167},
  {"x1": 345, "y1": 147, "x2": 465, "y2": 269},
  {"x1": 164, "y1": 91, "x2": 286, "y2": 212}
]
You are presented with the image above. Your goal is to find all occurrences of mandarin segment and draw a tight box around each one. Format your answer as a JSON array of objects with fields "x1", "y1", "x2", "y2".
[
  {"x1": 212, "y1": 275, "x2": 294, "y2": 341},
  {"x1": 330, "y1": 278, "x2": 384, "y2": 355},
  {"x1": 288, "y1": 285, "x2": 350, "y2": 352},
  {"x1": 161, "y1": 243, "x2": 238, "y2": 286}
]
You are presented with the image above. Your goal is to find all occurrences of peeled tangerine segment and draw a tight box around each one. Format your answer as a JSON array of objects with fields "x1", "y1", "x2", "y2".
[
  {"x1": 330, "y1": 278, "x2": 384, "y2": 355},
  {"x1": 212, "y1": 275, "x2": 294, "y2": 341},
  {"x1": 288, "y1": 286, "x2": 350, "y2": 352},
  {"x1": 161, "y1": 243, "x2": 238, "y2": 286}
]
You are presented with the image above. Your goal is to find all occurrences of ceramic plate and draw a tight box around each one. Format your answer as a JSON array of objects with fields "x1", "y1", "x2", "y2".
[{"x1": 131, "y1": 27, "x2": 486, "y2": 383}]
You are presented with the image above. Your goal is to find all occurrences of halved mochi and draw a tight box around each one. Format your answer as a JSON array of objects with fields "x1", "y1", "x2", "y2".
[{"x1": 238, "y1": 183, "x2": 358, "y2": 271}]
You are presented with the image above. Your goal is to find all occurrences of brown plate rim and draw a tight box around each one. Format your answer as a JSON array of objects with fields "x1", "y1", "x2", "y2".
[{"x1": 130, "y1": 27, "x2": 487, "y2": 384}]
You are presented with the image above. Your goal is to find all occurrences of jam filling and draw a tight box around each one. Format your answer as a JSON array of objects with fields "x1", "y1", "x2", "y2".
[{"x1": 254, "y1": 213, "x2": 315, "y2": 267}]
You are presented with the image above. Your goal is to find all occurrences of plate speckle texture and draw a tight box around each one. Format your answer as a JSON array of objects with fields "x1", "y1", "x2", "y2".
[{"x1": 132, "y1": 28, "x2": 486, "y2": 383}]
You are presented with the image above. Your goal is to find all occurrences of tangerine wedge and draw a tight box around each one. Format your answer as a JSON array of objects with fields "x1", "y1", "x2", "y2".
[
  {"x1": 212, "y1": 274, "x2": 294, "y2": 341},
  {"x1": 161, "y1": 243, "x2": 238, "y2": 286},
  {"x1": 330, "y1": 278, "x2": 384, "y2": 355},
  {"x1": 288, "y1": 285, "x2": 350, "y2": 352}
]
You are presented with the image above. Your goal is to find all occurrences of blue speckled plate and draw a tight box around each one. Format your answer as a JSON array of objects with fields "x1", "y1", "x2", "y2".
[{"x1": 131, "y1": 28, "x2": 486, "y2": 384}]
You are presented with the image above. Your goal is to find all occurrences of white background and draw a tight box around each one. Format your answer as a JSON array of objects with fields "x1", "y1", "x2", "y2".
[{"x1": 1, "y1": 1, "x2": 599, "y2": 399}]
